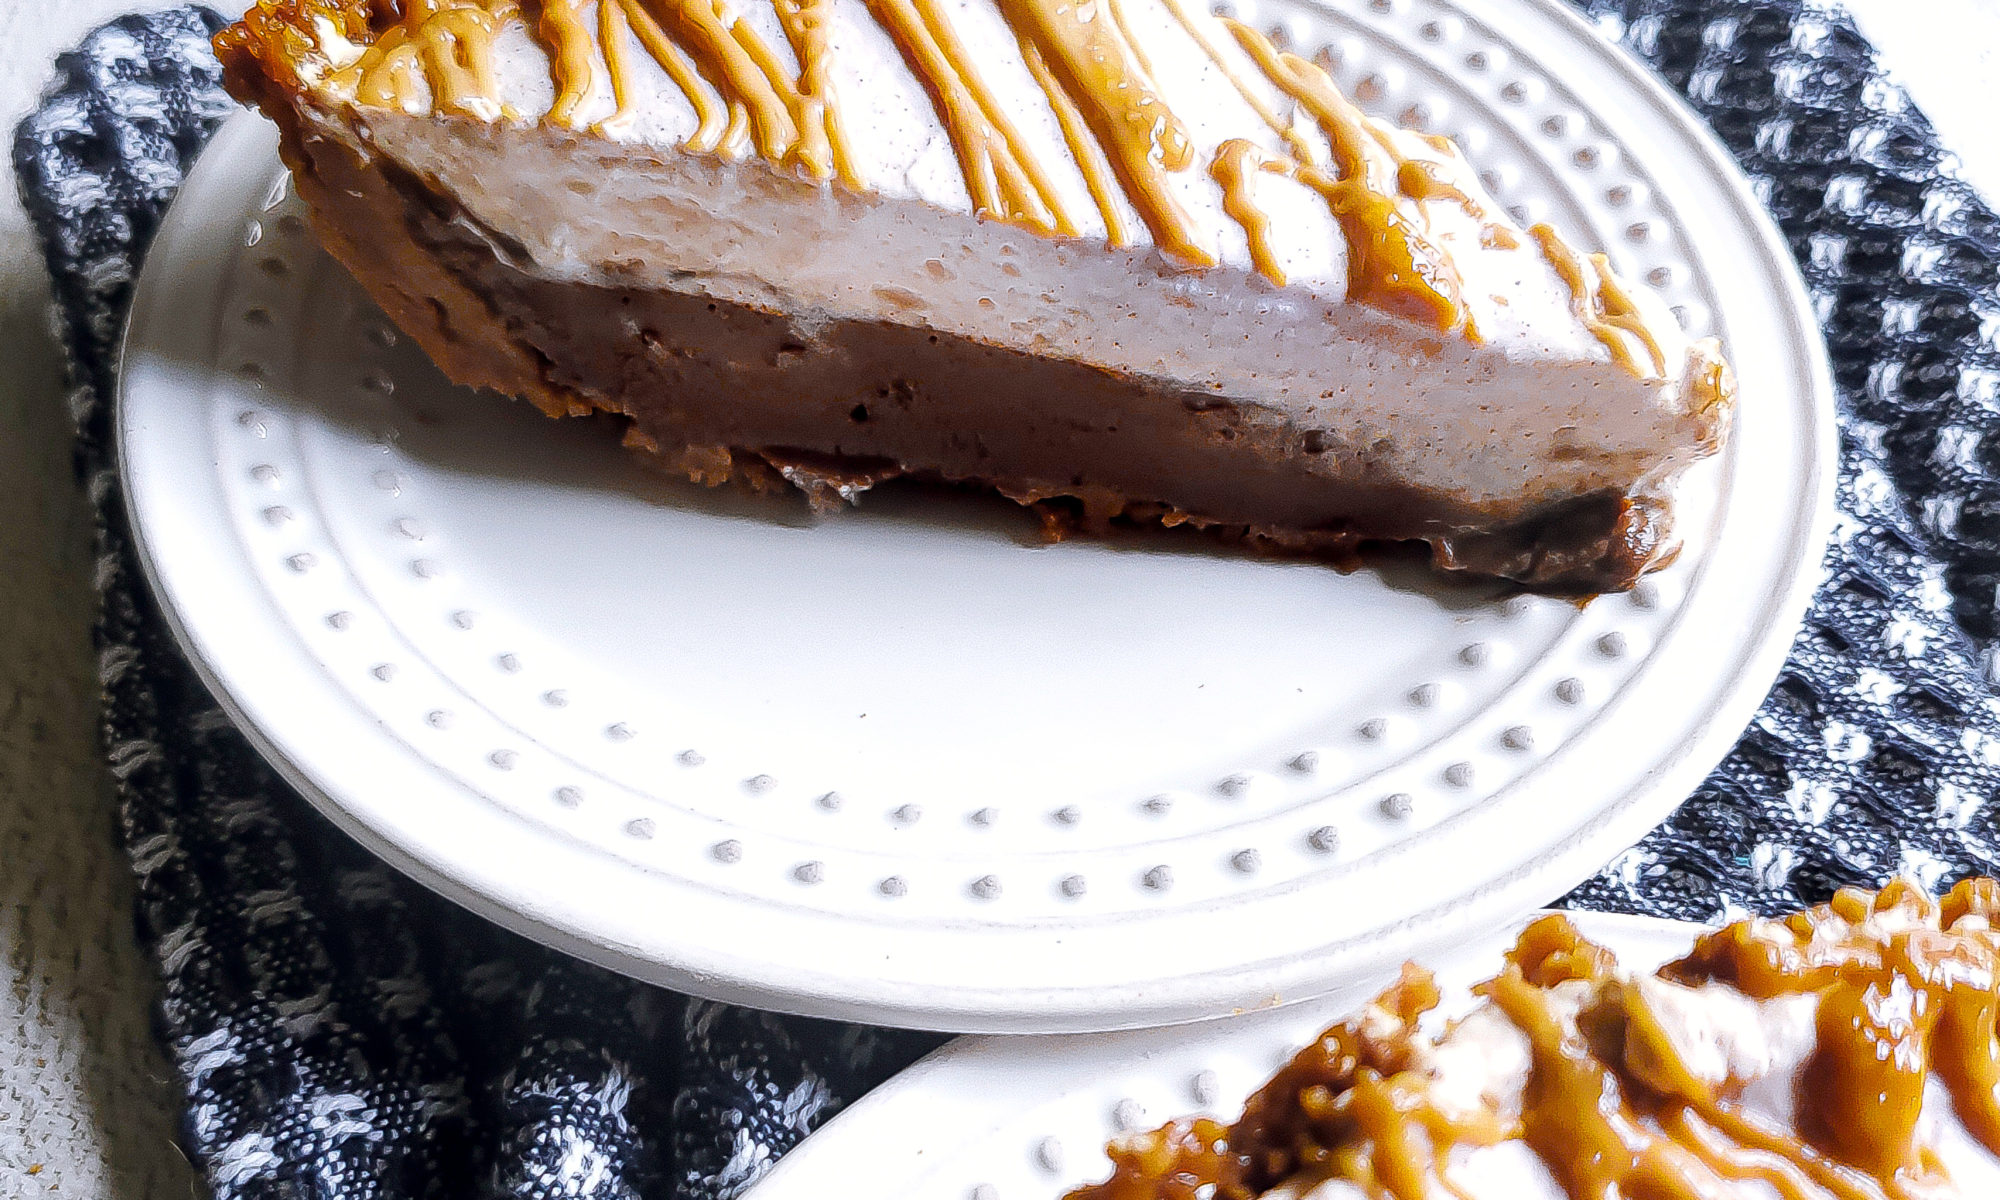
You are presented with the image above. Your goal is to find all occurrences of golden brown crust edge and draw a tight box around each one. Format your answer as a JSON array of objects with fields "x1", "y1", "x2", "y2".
[
  {"x1": 217, "y1": 4, "x2": 596, "y2": 417},
  {"x1": 215, "y1": 1, "x2": 376, "y2": 102},
  {"x1": 286, "y1": 109, "x2": 599, "y2": 420}
]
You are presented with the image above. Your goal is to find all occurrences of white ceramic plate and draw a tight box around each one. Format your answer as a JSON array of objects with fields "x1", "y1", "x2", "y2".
[
  {"x1": 748, "y1": 910, "x2": 1700, "y2": 1200},
  {"x1": 119, "y1": 0, "x2": 1832, "y2": 1031}
]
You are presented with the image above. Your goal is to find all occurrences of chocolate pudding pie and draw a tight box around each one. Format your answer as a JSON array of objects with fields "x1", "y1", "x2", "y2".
[
  {"x1": 1072, "y1": 879, "x2": 2000, "y2": 1200},
  {"x1": 215, "y1": 0, "x2": 1733, "y2": 591}
]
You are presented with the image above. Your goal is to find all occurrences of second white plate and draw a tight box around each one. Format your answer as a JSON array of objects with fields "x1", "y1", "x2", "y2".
[
  {"x1": 120, "y1": 0, "x2": 1832, "y2": 1031},
  {"x1": 748, "y1": 910, "x2": 1705, "y2": 1200}
]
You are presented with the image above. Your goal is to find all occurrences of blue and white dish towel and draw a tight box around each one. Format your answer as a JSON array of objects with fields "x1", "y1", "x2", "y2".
[{"x1": 14, "y1": 2, "x2": 2000, "y2": 1196}]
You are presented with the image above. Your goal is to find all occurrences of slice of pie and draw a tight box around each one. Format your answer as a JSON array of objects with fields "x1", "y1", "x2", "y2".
[
  {"x1": 1071, "y1": 879, "x2": 2000, "y2": 1199},
  {"x1": 215, "y1": 0, "x2": 1732, "y2": 591}
]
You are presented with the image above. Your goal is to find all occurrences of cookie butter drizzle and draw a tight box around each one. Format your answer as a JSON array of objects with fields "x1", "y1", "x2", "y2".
[
  {"x1": 597, "y1": 0, "x2": 730, "y2": 151},
  {"x1": 991, "y1": 0, "x2": 1213, "y2": 263},
  {"x1": 1069, "y1": 879, "x2": 2000, "y2": 1200},
  {"x1": 863, "y1": 0, "x2": 1074, "y2": 230},
  {"x1": 327, "y1": 0, "x2": 526, "y2": 121},
  {"x1": 1531, "y1": 223, "x2": 1668, "y2": 376},
  {"x1": 237, "y1": 0, "x2": 1679, "y2": 356},
  {"x1": 1218, "y1": 19, "x2": 1471, "y2": 335},
  {"x1": 1210, "y1": 139, "x2": 1286, "y2": 286}
]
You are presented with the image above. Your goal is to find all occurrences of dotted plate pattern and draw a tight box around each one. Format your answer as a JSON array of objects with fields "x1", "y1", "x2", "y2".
[
  {"x1": 118, "y1": 0, "x2": 1833, "y2": 1031},
  {"x1": 748, "y1": 911, "x2": 1703, "y2": 1200}
]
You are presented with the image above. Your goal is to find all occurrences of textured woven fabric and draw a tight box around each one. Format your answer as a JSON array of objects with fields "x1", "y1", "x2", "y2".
[
  {"x1": 11, "y1": 2, "x2": 2000, "y2": 1196},
  {"x1": 1561, "y1": 0, "x2": 2000, "y2": 919}
]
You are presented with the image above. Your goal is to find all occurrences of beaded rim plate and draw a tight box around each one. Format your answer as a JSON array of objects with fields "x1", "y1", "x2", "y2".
[
  {"x1": 749, "y1": 910, "x2": 1700, "y2": 1200},
  {"x1": 119, "y1": 0, "x2": 1832, "y2": 1032}
]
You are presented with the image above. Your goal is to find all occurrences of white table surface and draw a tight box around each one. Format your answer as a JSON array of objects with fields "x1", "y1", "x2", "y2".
[{"x1": 0, "y1": 2, "x2": 1992, "y2": 1196}]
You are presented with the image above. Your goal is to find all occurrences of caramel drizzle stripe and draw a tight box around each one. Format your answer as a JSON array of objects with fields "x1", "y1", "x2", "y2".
[
  {"x1": 1336, "y1": 1074, "x2": 1478, "y2": 1200},
  {"x1": 907, "y1": 0, "x2": 1070, "y2": 230},
  {"x1": 1529, "y1": 225, "x2": 1666, "y2": 377},
  {"x1": 1618, "y1": 978, "x2": 1891, "y2": 1200},
  {"x1": 606, "y1": 0, "x2": 730, "y2": 151},
  {"x1": 349, "y1": 31, "x2": 424, "y2": 110},
  {"x1": 720, "y1": 98, "x2": 752, "y2": 154},
  {"x1": 1662, "y1": 1110, "x2": 1839, "y2": 1200},
  {"x1": 381, "y1": 55, "x2": 426, "y2": 109},
  {"x1": 1803, "y1": 972, "x2": 1936, "y2": 1184},
  {"x1": 864, "y1": 0, "x2": 1004, "y2": 217},
  {"x1": 540, "y1": 0, "x2": 600, "y2": 126},
  {"x1": 626, "y1": 0, "x2": 802, "y2": 165},
  {"x1": 1588, "y1": 248, "x2": 1669, "y2": 373},
  {"x1": 1220, "y1": 20, "x2": 1378, "y2": 186},
  {"x1": 1210, "y1": 139, "x2": 1284, "y2": 286},
  {"x1": 595, "y1": 0, "x2": 640, "y2": 133},
  {"x1": 336, "y1": 13, "x2": 509, "y2": 119},
  {"x1": 1103, "y1": 0, "x2": 1157, "y2": 83},
  {"x1": 820, "y1": 90, "x2": 859, "y2": 187},
  {"x1": 1222, "y1": 19, "x2": 1466, "y2": 333},
  {"x1": 1250, "y1": 35, "x2": 1502, "y2": 261},
  {"x1": 772, "y1": 0, "x2": 860, "y2": 186},
  {"x1": 994, "y1": 0, "x2": 1212, "y2": 265},
  {"x1": 1489, "y1": 957, "x2": 1919, "y2": 1200},
  {"x1": 1487, "y1": 890, "x2": 2000, "y2": 1199},
  {"x1": 1485, "y1": 969, "x2": 1688, "y2": 1200},
  {"x1": 1675, "y1": 1105, "x2": 1896, "y2": 1200},
  {"x1": 1375, "y1": 1074, "x2": 1502, "y2": 1200},
  {"x1": 422, "y1": 6, "x2": 520, "y2": 120},
  {"x1": 863, "y1": 0, "x2": 1037, "y2": 226},
  {"x1": 719, "y1": 2, "x2": 836, "y2": 175},
  {"x1": 331, "y1": 10, "x2": 483, "y2": 117},
  {"x1": 1019, "y1": 39, "x2": 1130, "y2": 244},
  {"x1": 1398, "y1": 145, "x2": 1522, "y2": 252},
  {"x1": 595, "y1": 0, "x2": 639, "y2": 133},
  {"x1": 1152, "y1": 0, "x2": 1315, "y2": 164},
  {"x1": 1936, "y1": 957, "x2": 2000, "y2": 1151}
]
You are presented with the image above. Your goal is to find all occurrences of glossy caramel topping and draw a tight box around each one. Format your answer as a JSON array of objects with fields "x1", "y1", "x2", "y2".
[
  {"x1": 657, "y1": 0, "x2": 824, "y2": 171},
  {"x1": 1210, "y1": 139, "x2": 1286, "y2": 287},
  {"x1": 865, "y1": 0, "x2": 1073, "y2": 229},
  {"x1": 1218, "y1": 20, "x2": 1471, "y2": 335},
  {"x1": 598, "y1": 0, "x2": 731, "y2": 151},
  {"x1": 1530, "y1": 223, "x2": 1669, "y2": 377},
  {"x1": 1019, "y1": 38, "x2": 1132, "y2": 244},
  {"x1": 990, "y1": 0, "x2": 1211, "y2": 264},
  {"x1": 773, "y1": 0, "x2": 861, "y2": 184},
  {"x1": 1070, "y1": 879, "x2": 2000, "y2": 1200},
  {"x1": 1936, "y1": 881, "x2": 2000, "y2": 1151},
  {"x1": 220, "y1": 0, "x2": 1685, "y2": 361},
  {"x1": 1154, "y1": 0, "x2": 1312, "y2": 163},
  {"x1": 539, "y1": 0, "x2": 600, "y2": 126},
  {"x1": 324, "y1": 1, "x2": 524, "y2": 121}
]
